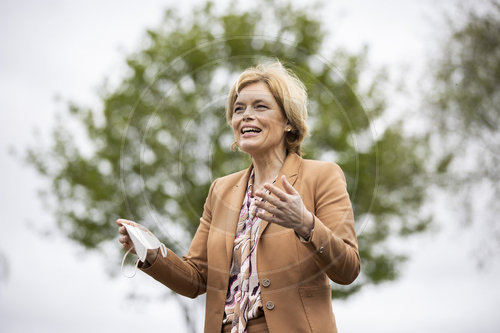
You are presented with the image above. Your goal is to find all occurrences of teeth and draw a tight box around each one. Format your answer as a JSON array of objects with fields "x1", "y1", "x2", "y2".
[{"x1": 242, "y1": 127, "x2": 261, "y2": 134}]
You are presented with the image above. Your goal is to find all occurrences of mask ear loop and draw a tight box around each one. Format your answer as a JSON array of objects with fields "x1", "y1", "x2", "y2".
[
  {"x1": 159, "y1": 243, "x2": 167, "y2": 258},
  {"x1": 121, "y1": 243, "x2": 168, "y2": 278},
  {"x1": 121, "y1": 246, "x2": 140, "y2": 278}
]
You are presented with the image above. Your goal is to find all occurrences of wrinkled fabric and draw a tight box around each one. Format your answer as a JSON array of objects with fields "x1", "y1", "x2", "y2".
[{"x1": 224, "y1": 169, "x2": 271, "y2": 332}]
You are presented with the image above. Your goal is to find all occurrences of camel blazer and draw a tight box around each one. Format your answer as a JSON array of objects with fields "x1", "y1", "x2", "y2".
[{"x1": 141, "y1": 153, "x2": 360, "y2": 333}]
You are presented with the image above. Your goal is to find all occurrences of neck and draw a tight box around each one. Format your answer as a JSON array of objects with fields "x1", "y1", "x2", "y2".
[{"x1": 251, "y1": 146, "x2": 287, "y2": 190}]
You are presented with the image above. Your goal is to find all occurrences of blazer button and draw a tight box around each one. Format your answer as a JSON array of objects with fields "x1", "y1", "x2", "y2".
[
  {"x1": 266, "y1": 301, "x2": 275, "y2": 310},
  {"x1": 262, "y1": 278, "x2": 271, "y2": 287},
  {"x1": 319, "y1": 246, "x2": 325, "y2": 254}
]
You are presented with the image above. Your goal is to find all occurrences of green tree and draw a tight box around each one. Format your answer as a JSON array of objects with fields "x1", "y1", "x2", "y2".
[
  {"x1": 425, "y1": 0, "x2": 500, "y2": 259},
  {"x1": 25, "y1": 0, "x2": 433, "y2": 303}
]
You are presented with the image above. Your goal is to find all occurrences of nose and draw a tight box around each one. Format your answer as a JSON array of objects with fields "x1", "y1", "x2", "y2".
[{"x1": 241, "y1": 106, "x2": 255, "y2": 120}]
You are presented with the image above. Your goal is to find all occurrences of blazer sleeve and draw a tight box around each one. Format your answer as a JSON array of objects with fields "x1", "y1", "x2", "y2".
[
  {"x1": 138, "y1": 178, "x2": 217, "y2": 298},
  {"x1": 302, "y1": 162, "x2": 360, "y2": 285}
]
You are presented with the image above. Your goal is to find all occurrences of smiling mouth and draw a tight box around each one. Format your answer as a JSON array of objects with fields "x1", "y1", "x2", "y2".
[{"x1": 241, "y1": 127, "x2": 262, "y2": 134}]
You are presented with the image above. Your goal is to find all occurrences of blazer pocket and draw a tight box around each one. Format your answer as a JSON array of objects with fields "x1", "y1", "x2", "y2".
[{"x1": 299, "y1": 285, "x2": 337, "y2": 333}]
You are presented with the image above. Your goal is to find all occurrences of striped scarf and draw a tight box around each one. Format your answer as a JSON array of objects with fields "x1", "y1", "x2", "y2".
[{"x1": 224, "y1": 169, "x2": 270, "y2": 332}]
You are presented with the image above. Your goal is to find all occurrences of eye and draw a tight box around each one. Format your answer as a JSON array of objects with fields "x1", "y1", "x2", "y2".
[
  {"x1": 233, "y1": 106, "x2": 244, "y2": 114},
  {"x1": 256, "y1": 104, "x2": 268, "y2": 110}
]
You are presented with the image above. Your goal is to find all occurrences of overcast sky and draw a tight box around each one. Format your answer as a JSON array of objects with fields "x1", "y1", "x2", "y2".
[{"x1": 1, "y1": 0, "x2": 499, "y2": 332}]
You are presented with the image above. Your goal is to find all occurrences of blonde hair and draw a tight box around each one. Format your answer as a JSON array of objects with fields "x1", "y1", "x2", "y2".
[{"x1": 226, "y1": 61, "x2": 309, "y2": 156}]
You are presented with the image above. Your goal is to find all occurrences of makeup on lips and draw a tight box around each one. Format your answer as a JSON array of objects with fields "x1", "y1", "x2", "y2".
[{"x1": 241, "y1": 125, "x2": 262, "y2": 138}]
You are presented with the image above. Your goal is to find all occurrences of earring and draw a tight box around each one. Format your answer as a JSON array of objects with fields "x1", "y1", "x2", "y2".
[
  {"x1": 231, "y1": 141, "x2": 239, "y2": 151},
  {"x1": 285, "y1": 126, "x2": 292, "y2": 132}
]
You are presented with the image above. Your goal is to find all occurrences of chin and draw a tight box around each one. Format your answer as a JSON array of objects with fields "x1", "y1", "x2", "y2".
[
  {"x1": 238, "y1": 145, "x2": 259, "y2": 155},
  {"x1": 238, "y1": 141, "x2": 263, "y2": 154}
]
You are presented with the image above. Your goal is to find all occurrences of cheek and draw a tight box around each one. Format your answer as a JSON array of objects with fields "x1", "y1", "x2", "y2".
[{"x1": 231, "y1": 118, "x2": 239, "y2": 136}]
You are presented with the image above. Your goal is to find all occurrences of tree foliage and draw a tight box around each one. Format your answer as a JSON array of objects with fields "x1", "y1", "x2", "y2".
[
  {"x1": 25, "y1": 0, "x2": 433, "y2": 298},
  {"x1": 425, "y1": 0, "x2": 500, "y2": 250}
]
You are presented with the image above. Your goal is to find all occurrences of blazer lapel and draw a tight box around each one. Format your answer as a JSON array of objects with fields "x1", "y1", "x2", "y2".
[{"x1": 224, "y1": 165, "x2": 253, "y2": 263}]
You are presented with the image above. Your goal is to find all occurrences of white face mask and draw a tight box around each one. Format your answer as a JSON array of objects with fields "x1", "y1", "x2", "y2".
[{"x1": 120, "y1": 220, "x2": 167, "y2": 278}]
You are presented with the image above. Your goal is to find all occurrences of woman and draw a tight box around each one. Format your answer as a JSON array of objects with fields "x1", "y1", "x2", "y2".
[{"x1": 117, "y1": 61, "x2": 360, "y2": 333}]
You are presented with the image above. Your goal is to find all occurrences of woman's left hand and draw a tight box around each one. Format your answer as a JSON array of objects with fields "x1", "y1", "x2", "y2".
[{"x1": 254, "y1": 175, "x2": 314, "y2": 238}]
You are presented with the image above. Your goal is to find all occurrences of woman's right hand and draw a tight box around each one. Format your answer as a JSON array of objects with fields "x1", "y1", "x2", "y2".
[
  {"x1": 116, "y1": 219, "x2": 136, "y2": 255},
  {"x1": 116, "y1": 219, "x2": 159, "y2": 265}
]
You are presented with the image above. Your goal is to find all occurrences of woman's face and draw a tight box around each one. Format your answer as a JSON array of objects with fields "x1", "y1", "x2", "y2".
[{"x1": 231, "y1": 81, "x2": 288, "y2": 158}]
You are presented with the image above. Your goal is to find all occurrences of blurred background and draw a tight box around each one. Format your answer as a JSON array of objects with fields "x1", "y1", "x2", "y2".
[{"x1": 1, "y1": 0, "x2": 499, "y2": 332}]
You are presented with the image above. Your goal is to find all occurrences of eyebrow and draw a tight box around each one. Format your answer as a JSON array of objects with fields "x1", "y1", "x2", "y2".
[{"x1": 233, "y1": 99, "x2": 270, "y2": 106}]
